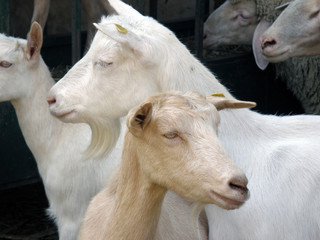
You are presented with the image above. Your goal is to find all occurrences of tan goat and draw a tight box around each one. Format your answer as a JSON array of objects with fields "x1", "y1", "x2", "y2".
[{"x1": 78, "y1": 91, "x2": 254, "y2": 240}]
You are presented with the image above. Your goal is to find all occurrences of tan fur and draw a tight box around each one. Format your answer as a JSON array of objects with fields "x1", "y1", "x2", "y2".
[{"x1": 78, "y1": 92, "x2": 253, "y2": 240}]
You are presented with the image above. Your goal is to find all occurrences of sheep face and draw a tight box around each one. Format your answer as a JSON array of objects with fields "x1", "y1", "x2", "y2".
[
  {"x1": 127, "y1": 92, "x2": 254, "y2": 209},
  {"x1": 261, "y1": 0, "x2": 320, "y2": 62},
  {"x1": 203, "y1": 0, "x2": 258, "y2": 49},
  {"x1": 0, "y1": 23, "x2": 42, "y2": 102},
  {"x1": 48, "y1": 13, "x2": 178, "y2": 124}
]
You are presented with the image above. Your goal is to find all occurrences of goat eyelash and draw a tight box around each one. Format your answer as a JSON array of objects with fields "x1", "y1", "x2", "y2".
[
  {"x1": 309, "y1": 10, "x2": 320, "y2": 19},
  {"x1": 95, "y1": 61, "x2": 113, "y2": 68},
  {"x1": 239, "y1": 14, "x2": 249, "y2": 20},
  {"x1": 163, "y1": 132, "x2": 179, "y2": 139},
  {"x1": 0, "y1": 61, "x2": 12, "y2": 68}
]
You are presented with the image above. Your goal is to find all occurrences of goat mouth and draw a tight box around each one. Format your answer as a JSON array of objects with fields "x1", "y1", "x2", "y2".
[
  {"x1": 263, "y1": 49, "x2": 289, "y2": 61},
  {"x1": 210, "y1": 190, "x2": 246, "y2": 209},
  {"x1": 53, "y1": 110, "x2": 75, "y2": 121}
]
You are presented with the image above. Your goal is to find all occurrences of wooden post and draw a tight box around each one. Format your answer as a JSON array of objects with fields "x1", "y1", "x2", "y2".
[
  {"x1": 72, "y1": 0, "x2": 81, "y2": 65},
  {"x1": 0, "y1": 0, "x2": 10, "y2": 34}
]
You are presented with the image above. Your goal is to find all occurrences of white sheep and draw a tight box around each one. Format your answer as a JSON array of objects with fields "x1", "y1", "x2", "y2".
[
  {"x1": 78, "y1": 91, "x2": 253, "y2": 240},
  {"x1": 48, "y1": 0, "x2": 320, "y2": 239},
  {"x1": 0, "y1": 22, "x2": 123, "y2": 240},
  {"x1": 203, "y1": 0, "x2": 320, "y2": 114},
  {"x1": 261, "y1": 0, "x2": 320, "y2": 61}
]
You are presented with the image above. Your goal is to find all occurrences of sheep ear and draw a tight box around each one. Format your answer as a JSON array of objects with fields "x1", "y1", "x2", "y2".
[
  {"x1": 207, "y1": 95, "x2": 256, "y2": 111},
  {"x1": 103, "y1": 0, "x2": 142, "y2": 17},
  {"x1": 252, "y1": 20, "x2": 271, "y2": 70},
  {"x1": 127, "y1": 102, "x2": 153, "y2": 137},
  {"x1": 26, "y1": 21, "x2": 43, "y2": 63},
  {"x1": 94, "y1": 23, "x2": 146, "y2": 58}
]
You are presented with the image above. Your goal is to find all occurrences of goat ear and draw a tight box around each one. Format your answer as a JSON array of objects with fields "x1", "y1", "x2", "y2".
[
  {"x1": 102, "y1": 0, "x2": 143, "y2": 17},
  {"x1": 207, "y1": 96, "x2": 256, "y2": 111},
  {"x1": 94, "y1": 23, "x2": 146, "y2": 58},
  {"x1": 127, "y1": 102, "x2": 153, "y2": 137},
  {"x1": 26, "y1": 21, "x2": 43, "y2": 62},
  {"x1": 252, "y1": 20, "x2": 271, "y2": 70}
]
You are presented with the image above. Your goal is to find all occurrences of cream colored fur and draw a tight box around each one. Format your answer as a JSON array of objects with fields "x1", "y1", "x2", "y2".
[{"x1": 78, "y1": 92, "x2": 251, "y2": 240}]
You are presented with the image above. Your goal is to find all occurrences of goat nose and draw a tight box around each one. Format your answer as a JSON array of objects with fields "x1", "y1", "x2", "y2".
[
  {"x1": 261, "y1": 37, "x2": 277, "y2": 50},
  {"x1": 47, "y1": 95, "x2": 56, "y2": 106},
  {"x1": 228, "y1": 176, "x2": 248, "y2": 195}
]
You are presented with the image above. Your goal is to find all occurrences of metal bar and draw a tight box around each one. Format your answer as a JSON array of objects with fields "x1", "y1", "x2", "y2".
[
  {"x1": 135, "y1": 0, "x2": 146, "y2": 14},
  {"x1": 149, "y1": 0, "x2": 157, "y2": 19},
  {"x1": 195, "y1": 0, "x2": 206, "y2": 59},
  {"x1": 72, "y1": 0, "x2": 81, "y2": 65},
  {"x1": 0, "y1": 0, "x2": 10, "y2": 34}
]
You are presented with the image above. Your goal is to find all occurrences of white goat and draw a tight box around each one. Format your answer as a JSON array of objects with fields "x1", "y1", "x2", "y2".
[
  {"x1": 0, "y1": 22, "x2": 123, "y2": 240},
  {"x1": 261, "y1": 0, "x2": 320, "y2": 61},
  {"x1": 78, "y1": 91, "x2": 253, "y2": 240},
  {"x1": 47, "y1": 0, "x2": 320, "y2": 239}
]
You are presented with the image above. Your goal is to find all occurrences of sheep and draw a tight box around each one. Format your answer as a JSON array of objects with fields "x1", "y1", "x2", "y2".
[
  {"x1": 0, "y1": 22, "x2": 124, "y2": 240},
  {"x1": 78, "y1": 91, "x2": 253, "y2": 240},
  {"x1": 260, "y1": 0, "x2": 320, "y2": 61},
  {"x1": 48, "y1": 0, "x2": 320, "y2": 239},
  {"x1": 203, "y1": 0, "x2": 320, "y2": 114}
]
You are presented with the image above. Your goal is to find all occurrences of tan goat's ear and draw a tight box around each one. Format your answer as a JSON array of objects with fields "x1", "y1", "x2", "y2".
[
  {"x1": 127, "y1": 102, "x2": 153, "y2": 137},
  {"x1": 207, "y1": 95, "x2": 256, "y2": 111},
  {"x1": 26, "y1": 21, "x2": 43, "y2": 62}
]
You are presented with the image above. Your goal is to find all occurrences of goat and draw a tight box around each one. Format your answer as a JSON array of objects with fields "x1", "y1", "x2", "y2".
[
  {"x1": 78, "y1": 91, "x2": 252, "y2": 240},
  {"x1": 261, "y1": 0, "x2": 320, "y2": 61},
  {"x1": 0, "y1": 21, "x2": 218, "y2": 240},
  {"x1": 0, "y1": 22, "x2": 124, "y2": 240},
  {"x1": 48, "y1": 0, "x2": 320, "y2": 239}
]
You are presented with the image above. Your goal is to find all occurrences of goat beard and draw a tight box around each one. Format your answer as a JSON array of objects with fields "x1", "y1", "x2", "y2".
[{"x1": 84, "y1": 118, "x2": 121, "y2": 160}]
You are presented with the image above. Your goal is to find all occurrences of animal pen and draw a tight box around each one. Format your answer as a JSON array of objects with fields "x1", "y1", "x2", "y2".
[{"x1": 0, "y1": 0, "x2": 303, "y2": 239}]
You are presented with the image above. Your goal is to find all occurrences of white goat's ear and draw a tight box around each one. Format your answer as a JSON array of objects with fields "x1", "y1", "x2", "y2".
[
  {"x1": 103, "y1": 0, "x2": 142, "y2": 18},
  {"x1": 127, "y1": 102, "x2": 153, "y2": 137},
  {"x1": 94, "y1": 23, "x2": 146, "y2": 58},
  {"x1": 26, "y1": 21, "x2": 43, "y2": 62},
  {"x1": 253, "y1": 20, "x2": 271, "y2": 70},
  {"x1": 207, "y1": 95, "x2": 256, "y2": 111}
]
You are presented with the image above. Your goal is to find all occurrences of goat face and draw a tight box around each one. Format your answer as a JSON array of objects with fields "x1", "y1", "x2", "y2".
[
  {"x1": 48, "y1": 14, "x2": 172, "y2": 125},
  {"x1": 0, "y1": 23, "x2": 43, "y2": 102},
  {"x1": 127, "y1": 92, "x2": 254, "y2": 209},
  {"x1": 0, "y1": 36, "x2": 30, "y2": 102},
  {"x1": 261, "y1": 0, "x2": 320, "y2": 62},
  {"x1": 203, "y1": 0, "x2": 258, "y2": 49}
]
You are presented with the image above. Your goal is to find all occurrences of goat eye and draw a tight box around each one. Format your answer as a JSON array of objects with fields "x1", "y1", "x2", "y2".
[
  {"x1": 164, "y1": 132, "x2": 178, "y2": 139},
  {"x1": 310, "y1": 10, "x2": 320, "y2": 19},
  {"x1": 96, "y1": 61, "x2": 113, "y2": 68},
  {"x1": 240, "y1": 13, "x2": 249, "y2": 20},
  {"x1": 0, "y1": 61, "x2": 12, "y2": 68}
]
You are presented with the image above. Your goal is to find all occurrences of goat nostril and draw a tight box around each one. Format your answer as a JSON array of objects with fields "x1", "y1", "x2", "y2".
[
  {"x1": 47, "y1": 96, "x2": 56, "y2": 105},
  {"x1": 229, "y1": 178, "x2": 248, "y2": 193},
  {"x1": 262, "y1": 38, "x2": 277, "y2": 49},
  {"x1": 203, "y1": 34, "x2": 207, "y2": 40}
]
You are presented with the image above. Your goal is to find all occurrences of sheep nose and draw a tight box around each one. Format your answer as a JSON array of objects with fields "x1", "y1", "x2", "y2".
[
  {"x1": 261, "y1": 37, "x2": 277, "y2": 50},
  {"x1": 47, "y1": 95, "x2": 56, "y2": 106},
  {"x1": 228, "y1": 176, "x2": 248, "y2": 195}
]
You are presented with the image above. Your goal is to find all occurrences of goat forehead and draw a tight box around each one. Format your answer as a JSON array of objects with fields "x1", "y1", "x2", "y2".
[
  {"x1": 154, "y1": 99, "x2": 218, "y2": 125},
  {"x1": 99, "y1": 14, "x2": 171, "y2": 39},
  {"x1": 0, "y1": 36, "x2": 24, "y2": 60}
]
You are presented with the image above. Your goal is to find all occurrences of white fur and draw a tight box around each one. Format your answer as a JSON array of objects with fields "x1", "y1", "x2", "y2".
[
  {"x1": 0, "y1": 31, "x2": 124, "y2": 240},
  {"x1": 48, "y1": 0, "x2": 320, "y2": 239}
]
